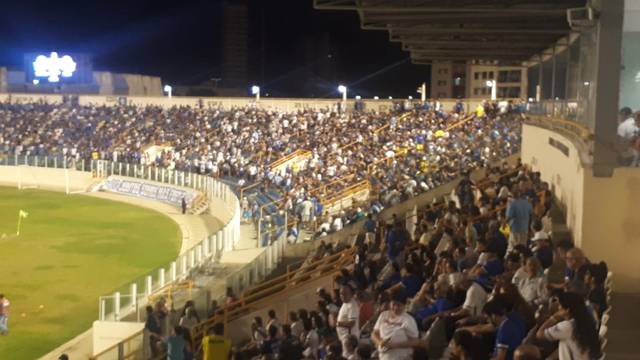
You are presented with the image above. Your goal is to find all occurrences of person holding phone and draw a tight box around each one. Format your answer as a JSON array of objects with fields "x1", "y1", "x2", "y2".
[{"x1": 372, "y1": 289, "x2": 420, "y2": 360}]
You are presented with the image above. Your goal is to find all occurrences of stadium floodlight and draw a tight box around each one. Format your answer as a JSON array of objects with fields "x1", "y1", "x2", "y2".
[
  {"x1": 485, "y1": 80, "x2": 497, "y2": 101},
  {"x1": 355, "y1": 95, "x2": 361, "y2": 100},
  {"x1": 373, "y1": 96, "x2": 379, "y2": 100},
  {"x1": 163, "y1": 85, "x2": 173, "y2": 98},
  {"x1": 337, "y1": 85, "x2": 347, "y2": 112},
  {"x1": 408, "y1": 96, "x2": 413, "y2": 100},
  {"x1": 388, "y1": 96, "x2": 393, "y2": 100},
  {"x1": 251, "y1": 85, "x2": 260, "y2": 101}
]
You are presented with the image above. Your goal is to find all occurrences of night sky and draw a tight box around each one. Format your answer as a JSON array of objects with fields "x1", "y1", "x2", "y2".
[{"x1": 0, "y1": 0, "x2": 430, "y2": 98}]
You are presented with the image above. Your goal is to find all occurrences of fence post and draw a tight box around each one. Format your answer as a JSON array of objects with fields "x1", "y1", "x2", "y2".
[
  {"x1": 189, "y1": 249, "x2": 196, "y2": 268},
  {"x1": 159, "y1": 268, "x2": 166, "y2": 288},
  {"x1": 203, "y1": 237, "x2": 210, "y2": 257},
  {"x1": 181, "y1": 254, "x2": 188, "y2": 276},
  {"x1": 145, "y1": 276, "x2": 153, "y2": 296},
  {"x1": 196, "y1": 244, "x2": 203, "y2": 264},
  {"x1": 181, "y1": 172, "x2": 185, "y2": 187},
  {"x1": 99, "y1": 298, "x2": 106, "y2": 321},
  {"x1": 170, "y1": 261, "x2": 177, "y2": 282},
  {"x1": 131, "y1": 283, "x2": 137, "y2": 309},
  {"x1": 117, "y1": 342, "x2": 125, "y2": 360},
  {"x1": 114, "y1": 291, "x2": 121, "y2": 321},
  {"x1": 54, "y1": 157, "x2": 57, "y2": 168}
]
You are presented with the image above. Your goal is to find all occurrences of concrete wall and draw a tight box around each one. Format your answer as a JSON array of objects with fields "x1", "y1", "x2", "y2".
[
  {"x1": 0, "y1": 92, "x2": 491, "y2": 114},
  {"x1": 121, "y1": 73, "x2": 162, "y2": 96},
  {"x1": 92, "y1": 321, "x2": 144, "y2": 356},
  {"x1": 522, "y1": 123, "x2": 640, "y2": 293},
  {"x1": 521, "y1": 124, "x2": 587, "y2": 242},
  {"x1": 0, "y1": 166, "x2": 95, "y2": 193}
]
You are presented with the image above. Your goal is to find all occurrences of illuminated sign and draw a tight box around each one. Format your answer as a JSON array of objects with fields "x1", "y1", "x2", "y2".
[{"x1": 32, "y1": 52, "x2": 77, "y2": 82}]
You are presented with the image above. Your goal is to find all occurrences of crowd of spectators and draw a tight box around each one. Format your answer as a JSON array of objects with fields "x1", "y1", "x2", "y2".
[
  {"x1": 227, "y1": 164, "x2": 609, "y2": 360},
  {"x1": 0, "y1": 100, "x2": 522, "y2": 239}
]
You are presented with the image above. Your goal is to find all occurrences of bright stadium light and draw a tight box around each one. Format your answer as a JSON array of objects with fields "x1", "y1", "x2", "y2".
[
  {"x1": 373, "y1": 96, "x2": 379, "y2": 100},
  {"x1": 32, "y1": 79, "x2": 39, "y2": 85},
  {"x1": 388, "y1": 96, "x2": 393, "y2": 100},
  {"x1": 163, "y1": 85, "x2": 173, "y2": 98},
  {"x1": 33, "y1": 52, "x2": 76, "y2": 82},
  {"x1": 337, "y1": 85, "x2": 347, "y2": 112},
  {"x1": 355, "y1": 95, "x2": 361, "y2": 100},
  {"x1": 485, "y1": 80, "x2": 497, "y2": 101},
  {"x1": 251, "y1": 85, "x2": 260, "y2": 101},
  {"x1": 408, "y1": 96, "x2": 413, "y2": 100}
]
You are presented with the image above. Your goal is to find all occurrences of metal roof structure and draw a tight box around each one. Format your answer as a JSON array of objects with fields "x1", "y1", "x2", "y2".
[{"x1": 313, "y1": 0, "x2": 585, "y2": 64}]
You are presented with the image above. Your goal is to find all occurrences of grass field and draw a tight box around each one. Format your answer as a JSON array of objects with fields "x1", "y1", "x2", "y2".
[{"x1": 0, "y1": 187, "x2": 181, "y2": 360}]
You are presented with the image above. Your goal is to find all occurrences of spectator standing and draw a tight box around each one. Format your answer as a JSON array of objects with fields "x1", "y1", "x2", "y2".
[
  {"x1": 166, "y1": 326, "x2": 187, "y2": 360},
  {"x1": 0, "y1": 294, "x2": 9, "y2": 335},
  {"x1": 181, "y1": 197, "x2": 187, "y2": 214},
  {"x1": 144, "y1": 305, "x2": 162, "y2": 357},
  {"x1": 372, "y1": 289, "x2": 419, "y2": 360},
  {"x1": 202, "y1": 322, "x2": 232, "y2": 360},
  {"x1": 336, "y1": 284, "x2": 360, "y2": 351},
  {"x1": 505, "y1": 190, "x2": 532, "y2": 251}
]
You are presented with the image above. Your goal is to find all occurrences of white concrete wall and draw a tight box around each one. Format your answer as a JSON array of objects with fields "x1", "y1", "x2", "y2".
[
  {"x1": 521, "y1": 124, "x2": 586, "y2": 242},
  {"x1": 0, "y1": 92, "x2": 488, "y2": 114},
  {"x1": 92, "y1": 321, "x2": 144, "y2": 357},
  {"x1": 522, "y1": 123, "x2": 640, "y2": 293},
  {"x1": 0, "y1": 166, "x2": 95, "y2": 193}
]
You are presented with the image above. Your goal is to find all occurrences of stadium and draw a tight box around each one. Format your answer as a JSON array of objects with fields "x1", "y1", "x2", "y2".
[{"x1": 0, "y1": 1, "x2": 638, "y2": 360}]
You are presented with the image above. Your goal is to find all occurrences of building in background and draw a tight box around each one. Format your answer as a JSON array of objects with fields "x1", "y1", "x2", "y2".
[
  {"x1": 430, "y1": 60, "x2": 527, "y2": 99},
  {"x1": 430, "y1": 61, "x2": 466, "y2": 99},
  {"x1": 222, "y1": 0, "x2": 249, "y2": 89}
]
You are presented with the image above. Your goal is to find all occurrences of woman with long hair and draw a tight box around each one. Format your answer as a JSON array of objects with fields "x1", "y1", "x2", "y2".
[{"x1": 536, "y1": 291, "x2": 601, "y2": 360}]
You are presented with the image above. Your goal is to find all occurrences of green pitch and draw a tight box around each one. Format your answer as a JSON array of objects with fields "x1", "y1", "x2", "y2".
[{"x1": 0, "y1": 187, "x2": 181, "y2": 359}]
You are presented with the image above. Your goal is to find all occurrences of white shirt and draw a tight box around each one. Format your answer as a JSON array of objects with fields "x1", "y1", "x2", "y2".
[
  {"x1": 544, "y1": 320, "x2": 592, "y2": 360},
  {"x1": 337, "y1": 299, "x2": 360, "y2": 341},
  {"x1": 516, "y1": 275, "x2": 547, "y2": 305},
  {"x1": 291, "y1": 320, "x2": 304, "y2": 339},
  {"x1": 374, "y1": 310, "x2": 419, "y2": 360},
  {"x1": 617, "y1": 117, "x2": 638, "y2": 139},
  {"x1": 463, "y1": 282, "x2": 488, "y2": 317}
]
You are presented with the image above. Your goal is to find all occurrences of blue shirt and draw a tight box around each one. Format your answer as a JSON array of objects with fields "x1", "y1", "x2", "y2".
[
  {"x1": 363, "y1": 219, "x2": 376, "y2": 233},
  {"x1": 381, "y1": 272, "x2": 402, "y2": 291},
  {"x1": 494, "y1": 312, "x2": 526, "y2": 360},
  {"x1": 506, "y1": 198, "x2": 532, "y2": 233},
  {"x1": 483, "y1": 258, "x2": 505, "y2": 278},
  {"x1": 401, "y1": 274, "x2": 423, "y2": 298},
  {"x1": 167, "y1": 335, "x2": 186, "y2": 360},
  {"x1": 414, "y1": 298, "x2": 454, "y2": 322}
]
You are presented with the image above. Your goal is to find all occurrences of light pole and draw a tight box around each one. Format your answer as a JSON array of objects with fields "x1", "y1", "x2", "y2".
[
  {"x1": 337, "y1": 84, "x2": 347, "y2": 111},
  {"x1": 485, "y1": 80, "x2": 497, "y2": 101},
  {"x1": 251, "y1": 85, "x2": 260, "y2": 102},
  {"x1": 417, "y1": 82, "x2": 427, "y2": 103},
  {"x1": 163, "y1": 85, "x2": 173, "y2": 98}
]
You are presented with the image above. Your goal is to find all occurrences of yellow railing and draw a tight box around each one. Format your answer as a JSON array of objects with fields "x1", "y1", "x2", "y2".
[
  {"x1": 320, "y1": 179, "x2": 371, "y2": 206},
  {"x1": 269, "y1": 149, "x2": 312, "y2": 169}
]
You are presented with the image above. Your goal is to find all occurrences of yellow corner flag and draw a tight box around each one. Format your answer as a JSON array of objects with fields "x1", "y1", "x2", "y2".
[{"x1": 17, "y1": 209, "x2": 28, "y2": 236}]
